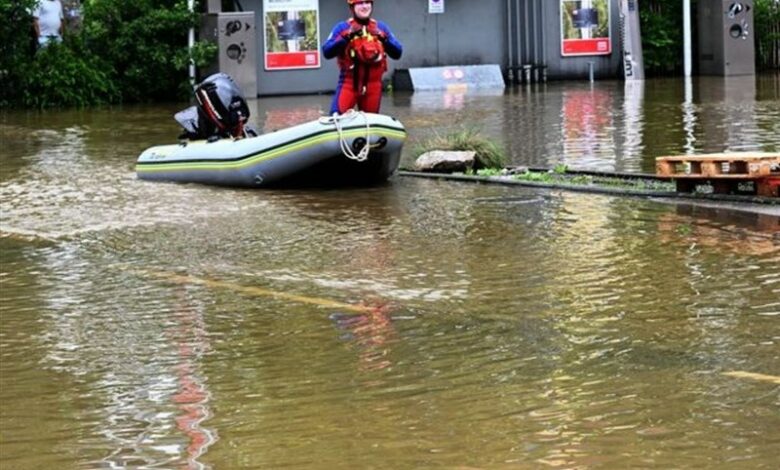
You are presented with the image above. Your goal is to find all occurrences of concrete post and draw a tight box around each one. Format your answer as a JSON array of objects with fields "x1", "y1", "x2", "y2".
[{"x1": 684, "y1": 0, "x2": 692, "y2": 76}]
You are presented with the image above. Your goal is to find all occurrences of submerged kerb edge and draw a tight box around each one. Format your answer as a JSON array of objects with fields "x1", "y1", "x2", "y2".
[{"x1": 136, "y1": 125, "x2": 407, "y2": 173}]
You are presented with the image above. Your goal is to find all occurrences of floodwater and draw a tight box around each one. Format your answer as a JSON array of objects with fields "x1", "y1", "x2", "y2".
[{"x1": 1, "y1": 75, "x2": 779, "y2": 469}]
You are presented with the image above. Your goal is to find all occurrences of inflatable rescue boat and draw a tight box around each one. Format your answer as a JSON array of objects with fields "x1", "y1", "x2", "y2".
[{"x1": 136, "y1": 111, "x2": 406, "y2": 187}]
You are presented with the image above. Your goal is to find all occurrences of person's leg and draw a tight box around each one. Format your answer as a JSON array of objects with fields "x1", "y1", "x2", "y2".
[
  {"x1": 336, "y1": 80, "x2": 359, "y2": 114},
  {"x1": 358, "y1": 79, "x2": 383, "y2": 113},
  {"x1": 37, "y1": 35, "x2": 62, "y2": 48},
  {"x1": 329, "y1": 93, "x2": 341, "y2": 115},
  {"x1": 330, "y1": 68, "x2": 359, "y2": 114}
]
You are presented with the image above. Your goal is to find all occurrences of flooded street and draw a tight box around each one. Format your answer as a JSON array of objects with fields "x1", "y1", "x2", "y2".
[{"x1": 1, "y1": 76, "x2": 779, "y2": 469}]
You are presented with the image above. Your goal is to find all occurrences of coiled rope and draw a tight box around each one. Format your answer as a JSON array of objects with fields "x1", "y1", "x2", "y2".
[{"x1": 319, "y1": 109, "x2": 371, "y2": 162}]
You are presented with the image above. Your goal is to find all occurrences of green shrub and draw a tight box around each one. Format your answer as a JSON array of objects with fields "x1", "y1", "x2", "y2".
[
  {"x1": 640, "y1": 0, "x2": 683, "y2": 74},
  {"x1": 474, "y1": 167, "x2": 504, "y2": 177},
  {"x1": 82, "y1": 0, "x2": 208, "y2": 103},
  {"x1": 640, "y1": 0, "x2": 780, "y2": 73},
  {"x1": 18, "y1": 39, "x2": 119, "y2": 108},
  {"x1": 0, "y1": 0, "x2": 37, "y2": 107},
  {"x1": 755, "y1": 0, "x2": 780, "y2": 69},
  {"x1": 414, "y1": 128, "x2": 507, "y2": 169},
  {"x1": 1, "y1": 0, "x2": 216, "y2": 108}
]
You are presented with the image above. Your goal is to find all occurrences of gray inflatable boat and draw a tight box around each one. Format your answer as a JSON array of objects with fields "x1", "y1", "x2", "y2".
[{"x1": 136, "y1": 112, "x2": 406, "y2": 187}]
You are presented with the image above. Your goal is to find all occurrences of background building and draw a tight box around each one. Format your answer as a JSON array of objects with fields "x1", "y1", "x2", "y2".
[{"x1": 215, "y1": 0, "x2": 627, "y2": 96}]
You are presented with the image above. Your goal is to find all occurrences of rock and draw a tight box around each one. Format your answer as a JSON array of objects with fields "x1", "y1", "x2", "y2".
[{"x1": 414, "y1": 150, "x2": 477, "y2": 173}]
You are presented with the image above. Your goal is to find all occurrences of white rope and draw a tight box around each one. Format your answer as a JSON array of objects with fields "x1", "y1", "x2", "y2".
[{"x1": 319, "y1": 109, "x2": 371, "y2": 162}]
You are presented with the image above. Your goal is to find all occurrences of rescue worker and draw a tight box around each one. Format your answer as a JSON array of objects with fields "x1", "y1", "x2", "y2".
[{"x1": 322, "y1": 0, "x2": 402, "y2": 115}]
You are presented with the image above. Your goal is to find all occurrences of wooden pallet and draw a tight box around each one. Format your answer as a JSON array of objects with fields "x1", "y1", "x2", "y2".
[{"x1": 655, "y1": 153, "x2": 780, "y2": 196}]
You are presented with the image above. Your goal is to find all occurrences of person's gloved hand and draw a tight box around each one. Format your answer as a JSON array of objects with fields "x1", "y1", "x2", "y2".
[
  {"x1": 340, "y1": 24, "x2": 363, "y2": 41},
  {"x1": 367, "y1": 24, "x2": 386, "y2": 42}
]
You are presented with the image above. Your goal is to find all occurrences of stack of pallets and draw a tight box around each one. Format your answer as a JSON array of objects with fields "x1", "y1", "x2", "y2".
[{"x1": 656, "y1": 153, "x2": 780, "y2": 197}]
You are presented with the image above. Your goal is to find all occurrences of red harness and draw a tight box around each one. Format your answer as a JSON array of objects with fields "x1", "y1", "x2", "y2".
[{"x1": 343, "y1": 19, "x2": 387, "y2": 94}]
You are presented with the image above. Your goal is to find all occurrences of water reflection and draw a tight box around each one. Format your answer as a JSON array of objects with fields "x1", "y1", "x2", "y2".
[
  {"x1": 331, "y1": 303, "x2": 396, "y2": 372},
  {"x1": 561, "y1": 86, "x2": 616, "y2": 170},
  {"x1": 168, "y1": 288, "x2": 216, "y2": 470},
  {"x1": 696, "y1": 76, "x2": 761, "y2": 154},
  {"x1": 261, "y1": 105, "x2": 324, "y2": 133},
  {"x1": 683, "y1": 77, "x2": 697, "y2": 154},
  {"x1": 14, "y1": 242, "x2": 218, "y2": 468},
  {"x1": 409, "y1": 88, "x2": 506, "y2": 112},
  {"x1": 656, "y1": 204, "x2": 780, "y2": 256},
  {"x1": 620, "y1": 81, "x2": 646, "y2": 164}
]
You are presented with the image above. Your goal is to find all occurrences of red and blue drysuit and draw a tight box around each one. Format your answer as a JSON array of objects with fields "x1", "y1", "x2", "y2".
[{"x1": 322, "y1": 18, "x2": 402, "y2": 115}]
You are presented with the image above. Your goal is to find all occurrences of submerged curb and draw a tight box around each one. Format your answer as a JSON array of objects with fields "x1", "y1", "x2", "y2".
[{"x1": 397, "y1": 170, "x2": 780, "y2": 206}]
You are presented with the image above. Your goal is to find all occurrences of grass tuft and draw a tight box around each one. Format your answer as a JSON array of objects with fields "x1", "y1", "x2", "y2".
[{"x1": 413, "y1": 128, "x2": 507, "y2": 169}]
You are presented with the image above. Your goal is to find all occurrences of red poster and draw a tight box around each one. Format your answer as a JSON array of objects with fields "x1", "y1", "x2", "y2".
[
  {"x1": 264, "y1": 0, "x2": 321, "y2": 70},
  {"x1": 265, "y1": 51, "x2": 320, "y2": 69},
  {"x1": 561, "y1": 0, "x2": 612, "y2": 56},
  {"x1": 562, "y1": 38, "x2": 612, "y2": 56}
]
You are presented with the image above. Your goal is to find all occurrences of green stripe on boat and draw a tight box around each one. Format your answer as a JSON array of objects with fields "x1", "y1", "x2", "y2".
[{"x1": 136, "y1": 128, "x2": 407, "y2": 173}]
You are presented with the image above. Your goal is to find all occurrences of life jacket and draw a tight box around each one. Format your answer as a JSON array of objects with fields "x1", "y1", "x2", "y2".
[{"x1": 344, "y1": 18, "x2": 387, "y2": 94}]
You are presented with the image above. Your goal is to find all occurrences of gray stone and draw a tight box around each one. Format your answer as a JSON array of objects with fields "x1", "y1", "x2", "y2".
[{"x1": 414, "y1": 151, "x2": 477, "y2": 173}]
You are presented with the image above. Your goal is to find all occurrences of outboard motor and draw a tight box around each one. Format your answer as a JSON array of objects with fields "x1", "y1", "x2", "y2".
[{"x1": 175, "y1": 73, "x2": 257, "y2": 140}]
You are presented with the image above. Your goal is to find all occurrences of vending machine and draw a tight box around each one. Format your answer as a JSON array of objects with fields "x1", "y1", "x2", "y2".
[{"x1": 201, "y1": 12, "x2": 258, "y2": 98}]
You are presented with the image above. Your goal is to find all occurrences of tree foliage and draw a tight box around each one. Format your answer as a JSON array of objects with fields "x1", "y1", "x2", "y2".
[
  {"x1": 0, "y1": 0, "x2": 216, "y2": 108},
  {"x1": 0, "y1": 0, "x2": 38, "y2": 107},
  {"x1": 640, "y1": 0, "x2": 780, "y2": 74},
  {"x1": 17, "y1": 39, "x2": 119, "y2": 108},
  {"x1": 639, "y1": 0, "x2": 683, "y2": 74},
  {"x1": 81, "y1": 0, "x2": 212, "y2": 102},
  {"x1": 755, "y1": 0, "x2": 780, "y2": 69}
]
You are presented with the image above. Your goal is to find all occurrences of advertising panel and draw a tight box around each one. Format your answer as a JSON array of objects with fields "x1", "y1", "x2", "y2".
[
  {"x1": 560, "y1": 0, "x2": 612, "y2": 56},
  {"x1": 263, "y1": 0, "x2": 321, "y2": 70}
]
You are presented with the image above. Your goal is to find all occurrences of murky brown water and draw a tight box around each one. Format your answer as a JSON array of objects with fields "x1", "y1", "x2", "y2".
[{"x1": 1, "y1": 76, "x2": 779, "y2": 469}]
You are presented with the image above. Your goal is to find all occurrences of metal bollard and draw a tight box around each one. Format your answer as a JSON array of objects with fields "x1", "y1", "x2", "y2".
[
  {"x1": 523, "y1": 64, "x2": 532, "y2": 84},
  {"x1": 541, "y1": 65, "x2": 548, "y2": 82},
  {"x1": 588, "y1": 61, "x2": 595, "y2": 82}
]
